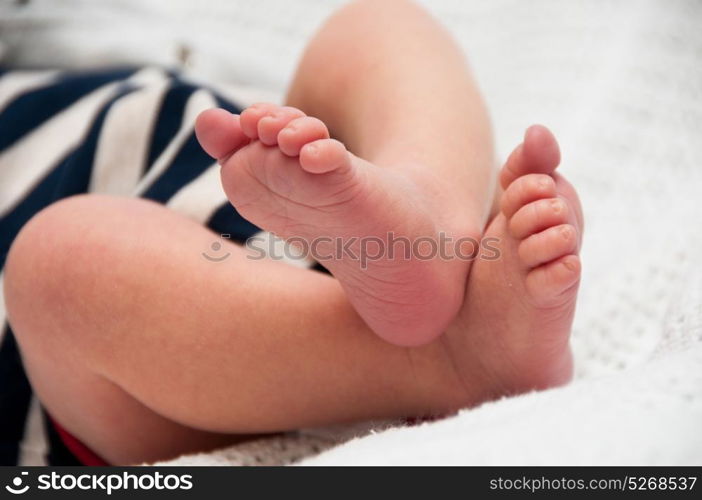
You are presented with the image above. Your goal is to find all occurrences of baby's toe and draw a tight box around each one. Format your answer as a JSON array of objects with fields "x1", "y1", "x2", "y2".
[
  {"x1": 257, "y1": 106, "x2": 306, "y2": 146},
  {"x1": 518, "y1": 223, "x2": 578, "y2": 269},
  {"x1": 239, "y1": 103, "x2": 279, "y2": 139},
  {"x1": 300, "y1": 139, "x2": 350, "y2": 174},
  {"x1": 500, "y1": 125, "x2": 561, "y2": 189},
  {"x1": 501, "y1": 173, "x2": 556, "y2": 218},
  {"x1": 525, "y1": 255, "x2": 581, "y2": 306},
  {"x1": 508, "y1": 197, "x2": 569, "y2": 240},
  {"x1": 278, "y1": 117, "x2": 330, "y2": 157},
  {"x1": 195, "y1": 108, "x2": 249, "y2": 163}
]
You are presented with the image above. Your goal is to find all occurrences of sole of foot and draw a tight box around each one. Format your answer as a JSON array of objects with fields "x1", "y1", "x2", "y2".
[{"x1": 442, "y1": 125, "x2": 583, "y2": 403}]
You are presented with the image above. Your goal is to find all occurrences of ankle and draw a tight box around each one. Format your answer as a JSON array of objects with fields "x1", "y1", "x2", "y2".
[{"x1": 394, "y1": 339, "x2": 482, "y2": 416}]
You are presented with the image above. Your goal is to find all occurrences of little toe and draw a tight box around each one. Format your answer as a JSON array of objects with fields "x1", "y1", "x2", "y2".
[
  {"x1": 300, "y1": 139, "x2": 351, "y2": 174},
  {"x1": 500, "y1": 125, "x2": 561, "y2": 189},
  {"x1": 501, "y1": 174, "x2": 557, "y2": 218},
  {"x1": 257, "y1": 106, "x2": 307, "y2": 146},
  {"x1": 509, "y1": 197, "x2": 569, "y2": 240},
  {"x1": 195, "y1": 108, "x2": 250, "y2": 163},
  {"x1": 525, "y1": 255, "x2": 581, "y2": 306},
  {"x1": 278, "y1": 117, "x2": 330, "y2": 157},
  {"x1": 240, "y1": 103, "x2": 280, "y2": 139},
  {"x1": 518, "y1": 223, "x2": 578, "y2": 269}
]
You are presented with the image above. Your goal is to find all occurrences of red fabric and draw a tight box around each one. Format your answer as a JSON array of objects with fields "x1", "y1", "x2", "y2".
[{"x1": 50, "y1": 417, "x2": 110, "y2": 466}]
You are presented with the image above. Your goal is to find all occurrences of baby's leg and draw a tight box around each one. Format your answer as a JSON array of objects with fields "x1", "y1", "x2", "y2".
[
  {"x1": 4, "y1": 195, "x2": 466, "y2": 465},
  {"x1": 286, "y1": 0, "x2": 495, "y2": 222},
  {"x1": 196, "y1": 0, "x2": 496, "y2": 346}
]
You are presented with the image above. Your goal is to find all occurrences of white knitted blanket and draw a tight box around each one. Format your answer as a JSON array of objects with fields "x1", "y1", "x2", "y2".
[{"x1": 2, "y1": 0, "x2": 701, "y2": 465}]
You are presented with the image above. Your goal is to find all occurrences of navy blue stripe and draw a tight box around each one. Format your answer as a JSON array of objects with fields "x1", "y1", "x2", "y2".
[
  {"x1": 0, "y1": 85, "x2": 137, "y2": 267},
  {"x1": 206, "y1": 202, "x2": 260, "y2": 242},
  {"x1": 0, "y1": 153, "x2": 71, "y2": 267},
  {"x1": 144, "y1": 82, "x2": 197, "y2": 173},
  {"x1": 0, "y1": 68, "x2": 136, "y2": 153},
  {"x1": 51, "y1": 85, "x2": 138, "y2": 196},
  {"x1": 0, "y1": 327, "x2": 32, "y2": 466},
  {"x1": 141, "y1": 133, "x2": 215, "y2": 203},
  {"x1": 214, "y1": 93, "x2": 244, "y2": 114},
  {"x1": 143, "y1": 83, "x2": 244, "y2": 176}
]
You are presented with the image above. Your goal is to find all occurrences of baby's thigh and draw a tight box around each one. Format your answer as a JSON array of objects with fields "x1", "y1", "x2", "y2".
[{"x1": 4, "y1": 194, "x2": 258, "y2": 464}]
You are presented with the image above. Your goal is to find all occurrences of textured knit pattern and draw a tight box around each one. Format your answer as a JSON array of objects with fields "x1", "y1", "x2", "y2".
[{"x1": 1, "y1": 0, "x2": 701, "y2": 465}]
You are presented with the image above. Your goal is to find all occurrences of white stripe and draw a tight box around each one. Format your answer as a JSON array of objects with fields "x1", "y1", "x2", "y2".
[
  {"x1": 0, "y1": 70, "x2": 61, "y2": 114},
  {"x1": 0, "y1": 68, "x2": 164, "y2": 218},
  {"x1": 165, "y1": 163, "x2": 228, "y2": 223},
  {"x1": 89, "y1": 70, "x2": 171, "y2": 195},
  {"x1": 133, "y1": 88, "x2": 218, "y2": 196},
  {"x1": 18, "y1": 396, "x2": 49, "y2": 466},
  {"x1": 245, "y1": 231, "x2": 316, "y2": 269}
]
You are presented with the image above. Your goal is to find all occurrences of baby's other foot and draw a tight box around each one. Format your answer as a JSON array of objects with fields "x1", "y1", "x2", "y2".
[
  {"x1": 444, "y1": 125, "x2": 583, "y2": 399},
  {"x1": 196, "y1": 105, "x2": 478, "y2": 346}
]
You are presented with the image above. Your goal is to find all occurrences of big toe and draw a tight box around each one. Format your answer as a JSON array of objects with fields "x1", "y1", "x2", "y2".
[
  {"x1": 195, "y1": 108, "x2": 250, "y2": 163},
  {"x1": 500, "y1": 125, "x2": 561, "y2": 189}
]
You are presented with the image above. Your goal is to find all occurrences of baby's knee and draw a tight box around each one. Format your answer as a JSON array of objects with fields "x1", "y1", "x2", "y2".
[{"x1": 4, "y1": 194, "x2": 124, "y2": 346}]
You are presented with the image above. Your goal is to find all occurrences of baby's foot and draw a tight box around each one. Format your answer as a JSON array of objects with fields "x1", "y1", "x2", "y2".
[
  {"x1": 195, "y1": 105, "x2": 476, "y2": 346},
  {"x1": 444, "y1": 126, "x2": 583, "y2": 398}
]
